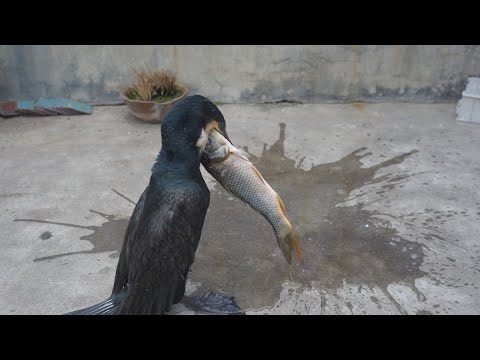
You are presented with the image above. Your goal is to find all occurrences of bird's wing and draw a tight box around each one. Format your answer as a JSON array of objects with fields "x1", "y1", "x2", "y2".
[
  {"x1": 116, "y1": 179, "x2": 209, "y2": 314},
  {"x1": 111, "y1": 187, "x2": 148, "y2": 295}
]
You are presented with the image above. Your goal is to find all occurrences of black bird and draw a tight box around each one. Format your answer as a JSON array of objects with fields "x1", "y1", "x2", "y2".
[{"x1": 68, "y1": 95, "x2": 241, "y2": 315}]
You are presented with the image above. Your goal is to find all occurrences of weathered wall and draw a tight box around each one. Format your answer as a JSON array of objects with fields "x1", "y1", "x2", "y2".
[{"x1": 1, "y1": 45, "x2": 479, "y2": 104}]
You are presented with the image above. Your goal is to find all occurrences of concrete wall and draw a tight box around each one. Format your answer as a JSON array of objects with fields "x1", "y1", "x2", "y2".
[{"x1": 1, "y1": 45, "x2": 479, "y2": 104}]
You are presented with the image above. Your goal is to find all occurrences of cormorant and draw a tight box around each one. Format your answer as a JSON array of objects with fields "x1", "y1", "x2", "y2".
[{"x1": 67, "y1": 95, "x2": 239, "y2": 315}]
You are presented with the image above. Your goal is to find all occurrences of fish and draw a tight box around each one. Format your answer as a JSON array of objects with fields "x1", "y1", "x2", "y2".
[{"x1": 201, "y1": 129, "x2": 301, "y2": 264}]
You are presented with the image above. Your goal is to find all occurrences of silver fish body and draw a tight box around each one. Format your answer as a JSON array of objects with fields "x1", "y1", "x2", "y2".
[{"x1": 201, "y1": 130, "x2": 301, "y2": 264}]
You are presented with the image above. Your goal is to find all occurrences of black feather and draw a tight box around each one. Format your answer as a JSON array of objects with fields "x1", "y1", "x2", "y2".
[{"x1": 66, "y1": 95, "x2": 225, "y2": 315}]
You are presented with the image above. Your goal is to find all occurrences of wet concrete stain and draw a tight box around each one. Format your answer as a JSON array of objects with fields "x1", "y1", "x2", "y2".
[
  {"x1": 13, "y1": 125, "x2": 425, "y2": 314},
  {"x1": 39, "y1": 231, "x2": 52, "y2": 240},
  {"x1": 192, "y1": 123, "x2": 425, "y2": 313},
  {"x1": 14, "y1": 191, "x2": 132, "y2": 262}
]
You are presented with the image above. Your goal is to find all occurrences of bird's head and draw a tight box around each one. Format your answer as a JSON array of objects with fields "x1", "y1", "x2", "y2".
[{"x1": 160, "y1": 95, "x2": 230, "y2": 159}]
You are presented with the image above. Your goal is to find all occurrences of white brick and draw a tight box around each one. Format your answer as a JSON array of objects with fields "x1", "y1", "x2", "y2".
[{"x1": 457, "y1": 77, "x2": 480, "y2": 124}]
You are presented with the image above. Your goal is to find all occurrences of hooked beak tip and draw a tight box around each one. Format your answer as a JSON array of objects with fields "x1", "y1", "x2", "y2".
[{"x1": 213, "y1": 127, "x2": 233, "y2": 145}]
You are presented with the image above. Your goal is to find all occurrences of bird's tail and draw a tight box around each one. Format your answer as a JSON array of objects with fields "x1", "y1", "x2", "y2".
[{"x1": 65, "y1": 297, "x2": 119, "y2": 315}]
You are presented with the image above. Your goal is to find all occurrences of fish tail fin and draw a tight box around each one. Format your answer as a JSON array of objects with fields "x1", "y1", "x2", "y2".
[
  {"x1": 288, "y1": 226, "x2": 302, "y2": 263},
  {"x1": 276, "y1": 194, "x2": 302, "y2": 264}
]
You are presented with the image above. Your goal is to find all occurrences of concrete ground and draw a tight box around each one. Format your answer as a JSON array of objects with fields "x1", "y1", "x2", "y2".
[{"x1": 1, "y1": 102, "x2": 479, "y2": 315}]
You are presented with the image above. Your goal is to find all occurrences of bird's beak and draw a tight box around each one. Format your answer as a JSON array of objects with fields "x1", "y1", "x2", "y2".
[{"x1": 212, "y1": 122, "x2": 232, "y2": 145}]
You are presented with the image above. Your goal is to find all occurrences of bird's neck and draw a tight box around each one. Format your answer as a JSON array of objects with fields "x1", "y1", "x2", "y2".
[{"x1": 152, "y1": 145, "x2": 201, "y2": 176}]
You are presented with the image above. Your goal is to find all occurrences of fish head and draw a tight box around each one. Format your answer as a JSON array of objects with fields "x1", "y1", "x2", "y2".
[{"x1": 202, "y1": 128, "x2": 236, "y2": 163}]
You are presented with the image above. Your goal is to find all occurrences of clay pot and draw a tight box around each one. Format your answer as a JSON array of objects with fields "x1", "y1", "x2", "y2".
[{"x1": 121, "y1": 83, "x2": 189, "y2": 123}]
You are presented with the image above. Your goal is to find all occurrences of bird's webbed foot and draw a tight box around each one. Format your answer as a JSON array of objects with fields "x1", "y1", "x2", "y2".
[{"x1": 181, "y1": 290, "x2": 245, "y2": 315}]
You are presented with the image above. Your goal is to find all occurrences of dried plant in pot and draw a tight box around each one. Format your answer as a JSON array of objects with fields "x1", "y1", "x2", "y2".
[{"x1": 120, "y1": 66, "x2": 189, "y2": 123}]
